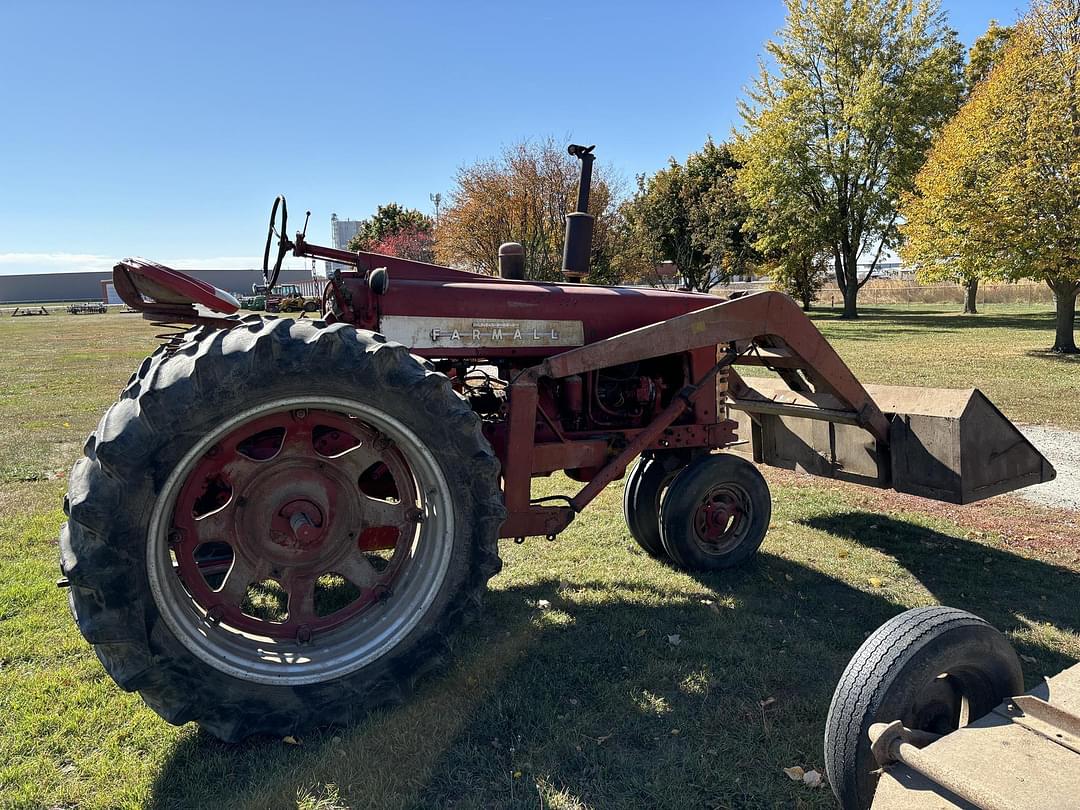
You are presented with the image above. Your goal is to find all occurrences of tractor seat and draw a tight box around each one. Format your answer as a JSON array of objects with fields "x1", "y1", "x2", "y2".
[{"x1": 113, "y1": 258, "x2": 240, "y2": 316}]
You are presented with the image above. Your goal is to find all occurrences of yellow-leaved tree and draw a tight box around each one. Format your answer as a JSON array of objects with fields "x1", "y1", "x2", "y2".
[
  {"x1": 433, "y1": 137, "x2": 624, "y2": 283},
  {"x1": 901, "y1": 0, "x2": 1080, "y2": 351}
]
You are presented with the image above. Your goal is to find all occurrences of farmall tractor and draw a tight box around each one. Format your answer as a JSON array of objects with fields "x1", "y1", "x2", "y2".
[{"x1": 61, "y1": 145, "x2": 1054, "y2": 743}]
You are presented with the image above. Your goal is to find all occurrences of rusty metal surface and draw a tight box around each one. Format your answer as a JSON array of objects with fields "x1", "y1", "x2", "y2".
[
  {"x1": 542, "y1": 291, "x2": 892, "y2": 443},
  {"x1": 872, "y1": 663, "x2": 1080, "y2": 810},
  {"x1": 728, "y1": 378, "x2": 1055, "y2": 504}
]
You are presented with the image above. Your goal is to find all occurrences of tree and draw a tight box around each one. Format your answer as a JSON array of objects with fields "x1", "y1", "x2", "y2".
[
  {"x1": 902, "y1": 19, "x2": 1015, "y2": 314},
  {"x1": 734, "y1": 0, "x2": 964, "y2": 318},
  {"x1": 433, "y1": 137, "x2": 625, "y2": 283},
  {"x1": 346, "y1": 203, "x2": 434, "y2": 254},
  {"x1": 365, "y1": 225, "x2": 436, "y2": 263},
  {"x1": 624, "y1": 139, "x2": 755, "y2": 292},
  {"x1": 901, "y1": 2, "x2": 1080, "y2": 353},
  {"x1": 966, "y1": 20, "x2": 1013, "y2": 88},
  {"x1": 757, "y1": 207, "x2": 831, "y2": 310}
]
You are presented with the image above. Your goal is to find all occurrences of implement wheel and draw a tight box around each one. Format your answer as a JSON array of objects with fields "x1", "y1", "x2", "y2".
[
  {"x1": 623, "y1": 455, "x2": 684, "y2": 558},
  {"x1": 60, "y1": 318, "x2": 505, "y2": 742},
  {"x1": 824, "y1": 606, "x2": 1023, "y2": 809},
  {"x1": 659, "y1": 453, "x2": 771, "y2": 570}
]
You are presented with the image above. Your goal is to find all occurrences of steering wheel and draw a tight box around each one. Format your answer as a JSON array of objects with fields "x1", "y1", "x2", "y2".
[{"x1": 262, "y1": 195, "x2": 292, "y2": 289}]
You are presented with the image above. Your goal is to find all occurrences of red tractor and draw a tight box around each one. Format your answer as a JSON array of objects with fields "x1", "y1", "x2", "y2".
[{"x1": 61, "y1": 145, "x2": 1054, "y2": 742}]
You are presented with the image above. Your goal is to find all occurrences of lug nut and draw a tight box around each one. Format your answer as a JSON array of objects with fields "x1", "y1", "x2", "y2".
[
  {"x1": 292, "y1": 409, "x2": 308, "y2": 421},
  {"x1": 167, "y1": 528, "x2": 184, "y2": 545}
]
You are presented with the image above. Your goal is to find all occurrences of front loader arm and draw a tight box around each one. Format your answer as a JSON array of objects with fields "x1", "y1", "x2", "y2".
[{"x1": 541, "y1": 291, "x2": 891, "y2": 443}]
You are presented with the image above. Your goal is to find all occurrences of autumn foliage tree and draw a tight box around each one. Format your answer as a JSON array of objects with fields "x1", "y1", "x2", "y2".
[
  {"x1": 433, "y1": 137, "x2": 624, "y2": 283},
  {"x1": 901, "y1": 20, "x2": 1014, "y2": 314},
  {"x1": 347, "y1": 203, "x2": 435, "y2": 262},
  {"x1": 735, "y1": 0, "x2": 964, "y2": 318},
  {"x1": 901, "y1": 1, "x2": 1080, "y2": 352}
]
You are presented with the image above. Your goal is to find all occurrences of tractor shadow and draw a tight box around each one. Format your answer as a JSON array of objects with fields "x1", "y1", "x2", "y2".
[
  {"x1": 146, "y1": 515, "x2": 1080, "y2": 810},
  {"x1": 803, "y1": 512, "x2": 1080, "y2": 672}
]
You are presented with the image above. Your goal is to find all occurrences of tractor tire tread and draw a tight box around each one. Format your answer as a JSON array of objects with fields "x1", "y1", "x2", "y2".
[{"x1": 61, "y1": 318, "x2": 505, "y2": 741}]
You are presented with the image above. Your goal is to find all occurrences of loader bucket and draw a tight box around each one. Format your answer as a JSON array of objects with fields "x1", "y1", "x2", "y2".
[{"x1": 728, "y1": 379, "x2": 1055, "y2": 504}]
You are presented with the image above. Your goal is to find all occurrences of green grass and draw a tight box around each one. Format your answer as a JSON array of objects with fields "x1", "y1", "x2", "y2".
[{"x1": 0, "y1": 306, "x2": 1077, "y2": 810}]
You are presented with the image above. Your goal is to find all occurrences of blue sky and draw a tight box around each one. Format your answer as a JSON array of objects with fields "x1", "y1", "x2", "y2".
[{"x1": 0, "y1": 0, "x2": 1022, "y2": 275}]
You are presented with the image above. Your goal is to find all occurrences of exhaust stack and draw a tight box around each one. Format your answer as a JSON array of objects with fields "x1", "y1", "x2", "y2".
[{"x1": 562, "y1": 144, "x2": 595, "y2": 283}]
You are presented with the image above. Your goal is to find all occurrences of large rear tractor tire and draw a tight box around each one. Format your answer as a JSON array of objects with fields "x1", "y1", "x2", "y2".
[
  {"x1": 659, "y1": 453, "x2": 771, "y2": 570},
  {"x1": 60, "y1": 317, "x2": 505, "y2": 742},
  {"x1": 824, "y1": 606, "x2": 1023, "y2": 809}
]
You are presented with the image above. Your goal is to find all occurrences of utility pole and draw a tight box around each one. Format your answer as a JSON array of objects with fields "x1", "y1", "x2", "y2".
[{"x1": 429, "y1": 192, "x2": 442, "y2": 227}]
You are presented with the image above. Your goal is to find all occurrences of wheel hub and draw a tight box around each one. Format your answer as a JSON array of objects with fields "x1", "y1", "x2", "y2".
[
  {"x1": 168, "y1": 407, "x2": 423, "y2": 641},
  {"x1": 693, "y1": 484, "x2": 751, "y2": 550},
  {"x1": 236, "y1": 460, "x2": 346, "y2": 564}
]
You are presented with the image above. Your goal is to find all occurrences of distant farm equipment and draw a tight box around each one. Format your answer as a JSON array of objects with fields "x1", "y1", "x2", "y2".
[
  {"x1": 67, "y1": 302, "x2": 107, "y2": 315},
  {"x1": 242, "y1": 282, "x2": 320, "y2": 313},
  {"x1": 10, "y1": 306, "x2": 49, "y2": 317}
]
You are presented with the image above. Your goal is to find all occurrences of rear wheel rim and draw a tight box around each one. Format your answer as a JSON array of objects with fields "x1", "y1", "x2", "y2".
[
  {"x1": 690, "y1": 482, "x2": 752, "y2": 555},
  {"x1": 147, "y1": 396, "x2": 454, "y2": 686}
]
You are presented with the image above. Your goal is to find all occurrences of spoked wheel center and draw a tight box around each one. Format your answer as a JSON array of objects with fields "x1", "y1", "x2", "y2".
[
  {"x1": 692, "y1": 483, "x2": 752, "y2": 553},
  {"x1": 166, "y1": 405, "x2": 431, "y2": 646}
]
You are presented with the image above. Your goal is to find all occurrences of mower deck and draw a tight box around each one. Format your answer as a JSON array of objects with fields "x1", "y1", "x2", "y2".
[{"x1": 872, "y1": 662, "x2": 1080, "y2": 809}]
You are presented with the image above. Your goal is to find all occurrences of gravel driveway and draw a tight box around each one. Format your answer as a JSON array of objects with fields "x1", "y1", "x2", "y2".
[{"x1": 1017, "y1": 426, "x2": 1080, "y2": 511}]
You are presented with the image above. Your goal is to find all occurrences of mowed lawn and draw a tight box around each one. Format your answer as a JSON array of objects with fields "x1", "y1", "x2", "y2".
[{"x1": 0, "y1": 303, "x2": 1078, "y2": 810}]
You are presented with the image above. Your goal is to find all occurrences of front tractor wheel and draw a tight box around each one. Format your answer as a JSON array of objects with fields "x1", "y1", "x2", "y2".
[
  {"x1": 659, "y1": 453, "x2": 771, "y2": 570},
  {"x1": 623, "y1": 454, "x2": 685, "y2": 558},
  {"x1": 60, "y1": 318, "x2": 505, "y2": 741}
]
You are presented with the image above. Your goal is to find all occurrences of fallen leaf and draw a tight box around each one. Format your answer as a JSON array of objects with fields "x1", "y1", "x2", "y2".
[
  {"x1": 666, "y1": 634, "x2": 681, "y2": 646},
  {"x1": 868, "y1": 577, "x2": 883, "y2": 588},
  {"x1": 282, "y1": 735, "x2": 300, "y2": 745},
  {"x1": 784, "y1": 574, "x2": 793, "y2": 582},
  {"x1": 783, "y1": 766, "x2": 805, "y2": 781},
  {"x1": 670, "y1": 728, "x2": 680, "y2": 735},
  {"x1": 838, "y1": 548, "x2": 849, "y2": 558},
  {"x1": 759, "y1": 696, "x2": 777, "y2": 709},
  {"x1": 803, "y1": 769, "x2": 823, "y2": 788},
  {"x1": 635, "y1": 628, "x2": 647, "y2": 638},
  {"x1": 537, "y1": 599, "x2": 551, "y2": 610},
  {"x1": 513, "y1": 770, "x2": 523, "y2": 779}
]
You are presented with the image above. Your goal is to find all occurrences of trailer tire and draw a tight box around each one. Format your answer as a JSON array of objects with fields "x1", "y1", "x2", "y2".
[
  {"x1": 60, "y1": 317, "x2": 506, "y2": 742},
  {"x1": 659, "y1": 453, "x2": 770, "y2": 570},
  {"x1": 623, "y1": 455, "x2": 683, "y2": 558},
  {"x1": 824, "y1": 606, "x2": 1023, "y2": 810}
]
